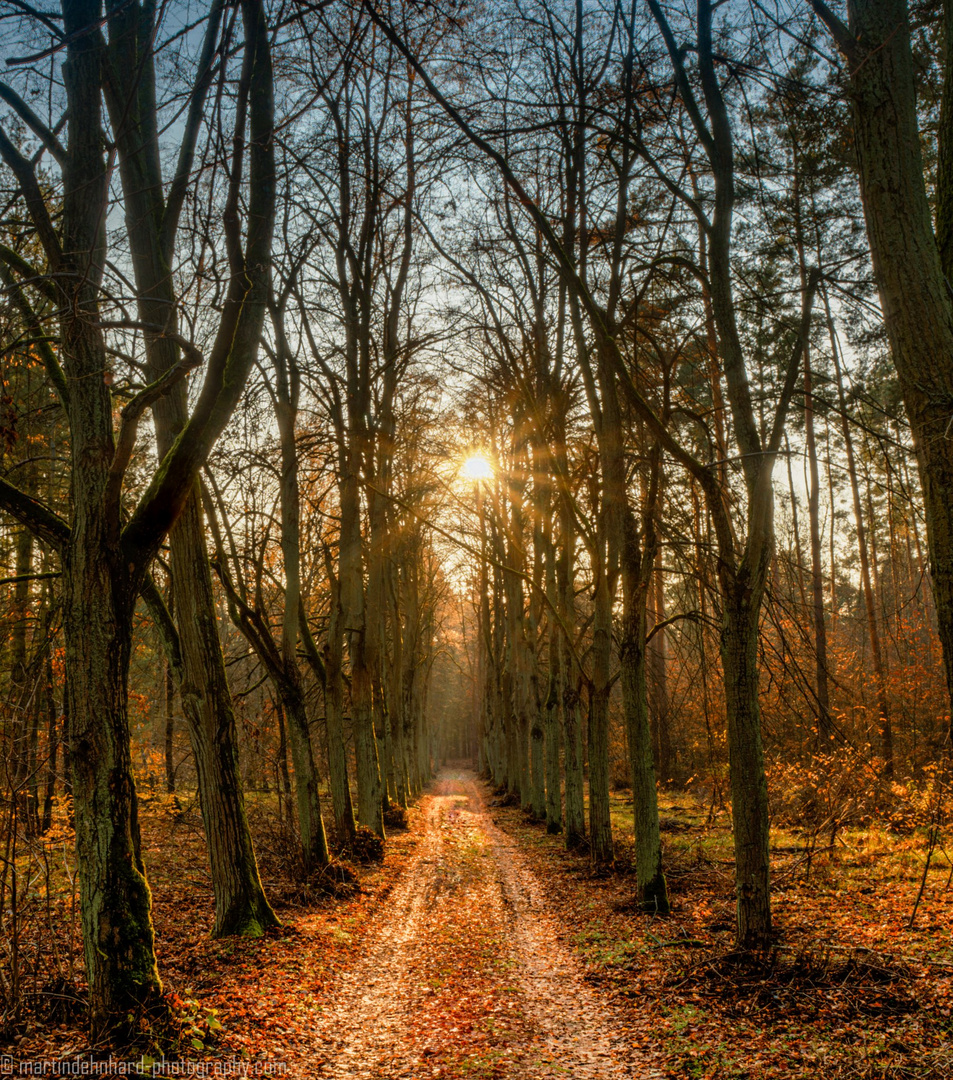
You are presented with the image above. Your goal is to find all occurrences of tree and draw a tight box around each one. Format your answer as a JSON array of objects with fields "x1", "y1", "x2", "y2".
[
  {"x1": 811, "y1": 0, "x2": 953, "y2": 758},
  {"x1": 288, "y1": 8, "x2": 434, "y2": 836},
  {"x1": 102, "y1": 0, "x2": 277, "y2": 938},
  {"x1": 0, "y1": 0, "x2": 274, "y2": 1037}
]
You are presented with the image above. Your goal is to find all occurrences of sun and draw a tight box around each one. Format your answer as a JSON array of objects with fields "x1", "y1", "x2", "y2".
[{"x1": 460, "y1": 454, "x2": 494, "y2": 481}]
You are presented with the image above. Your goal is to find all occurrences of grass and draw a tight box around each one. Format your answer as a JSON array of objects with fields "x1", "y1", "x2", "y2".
[{"x1": 494, "y1": 781, "x2": 953, "y2": 1079}]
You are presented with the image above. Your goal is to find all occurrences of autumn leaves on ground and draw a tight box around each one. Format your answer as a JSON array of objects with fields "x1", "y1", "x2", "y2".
[{"x1": 13, "y1": 768, "x2": 951, "y2": 1080}]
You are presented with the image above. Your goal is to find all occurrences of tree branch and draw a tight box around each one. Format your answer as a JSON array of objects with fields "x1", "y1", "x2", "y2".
[
  {"x1": 807, "y1": 0, "x2": 862, "y2": 63},
  {"x1": 0, "y1": 242, "x2": 59, "y2": 302},
  {"x1": 363, "y1": 0, "x2": 713, "y2": 499},
  {"x1": 106, "y1": 344, "x2": 204, "y2": 510},
  {"x1": 766, "y1": 269, "x2": 821, "y2": 458},
  {"x1": 0, "y1": 570, "x2": 60, "y2": 586},
  {"x1": 160, "y1": 0, "x2": 226, "y2": 262},
  {"x1": 0, "y1": 261, "x2": 69, "y2": 408},
  {"x1": 298, "y1": 600, "x2": 327, "y2": 689},
  {"x1": 0, "y1": 476, "x2": 69, "y2": 551},
  {"x1": 139, "y1": 572, "x2": 184, "y2": 678},
  {"x1": 121, "y1": 0, "x2": 275, "y2": 568},
  {"x1": 0, "y1": 124, "x2": 62, "y2": 268},
  {"x1": 0, "y1": 0, "x2": 63, "y2": 39},
  {"x1": 0, "y1": 81, "x2": 67, "y2": 164}
]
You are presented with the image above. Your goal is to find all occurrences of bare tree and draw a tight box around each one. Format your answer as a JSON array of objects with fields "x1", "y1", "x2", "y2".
[{"x1": 0, "y1": 0, "x2": 274, "y2": 1036}]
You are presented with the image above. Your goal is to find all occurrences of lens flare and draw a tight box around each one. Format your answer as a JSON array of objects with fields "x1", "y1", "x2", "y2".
[{"x1": 460, "y1": 455, "x2": 494, "y2": 481}]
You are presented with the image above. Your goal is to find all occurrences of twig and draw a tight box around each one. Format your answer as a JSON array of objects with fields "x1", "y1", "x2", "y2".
[
  {"x1": 908, "y1": 825, "x2": 940, "y2": 930},
  {"x1": 646, "y1": 930, "x2": 707, "y2": 948},
  {"x1": 0, "y1": 572, "x2": 60, "y2": 586}
]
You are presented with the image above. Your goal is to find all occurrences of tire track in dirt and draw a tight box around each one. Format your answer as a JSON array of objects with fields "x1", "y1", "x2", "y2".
[
  {"x1": 313, "y1": 796, "x2": 445, "y2": 1078},
  {"x1": 467, "y1": 774, "x2": 667, "y2": 1080},
  {"x1": 312, "y1": 769, "x2": 665, "y2": 1079}
]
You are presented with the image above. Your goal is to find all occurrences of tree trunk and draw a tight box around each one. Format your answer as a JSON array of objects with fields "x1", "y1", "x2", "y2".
[
  {"x1": 543, "y1": 542, "x2": 563, "y2": 833},
  {"x1": 824, "y1": 0, "x2": 953, "y2": 757},
  {"x1": 558, "y1": 506, "x2": 586, "y2": 850},
  {"x1": 864, "y1": 459, "x2": 895, "y2": 772},
  {"x1": 169, "y1": 499, "x2": 279, "y2": 934},
  {"x1": 0, "y1": 0, "x2": 274, "y2": 1026},
  {"x1": 283, "y1": 689, "x2": 329, "y2": 870},
  {"x1": 10, "y1": 527, "x2": 34, "y2": 833},
  {"x1": 323, "y1": 576, "x2": 357, "y2": 840},
  {"x1": 402, "y1": 559, "x2": 422, "y2": 798},
  {"x1": 103, "y1": 0, "x2": 277, "y2": 936},
  {"x1": 365, "y1": 496, "x2": 391, "y2": 814},
  {"x1": 66, "y1": 516, "x2": 163, "y2": 1038},
  {"x1": 388, "y1": 562, "x2": 409, "y2": 808},
  {"x1": 58, "y1": 2, "x2": 164, "y2": 1031},
  {"x1": 648, "y1": 549, "x2": 673, "y2": 779},
  {"x1": 273, "y1": 356, "x2": 330, "y2": 870},
  {"x1": 164, "y1": 659, "x2": 175, "y2": 795},
  {"x1": 620, "y1": 508, "x2": 669, "y2": 913},
  {"x1": 720, "y1": 577, "x2": 771, "y2": 949},
  {"x1": 41, "y1": 643, "x2": 57, "y2": 835},
  {"x1": 588, "y1": 570, "x2": 614, "y2": 866},
  {"x1": 793, "y1": 185, "x2": 833, "y2": 742},
  {"x1": 528, "y1": 458, "x2": 548, "y2": 822},
  {"x1": 275, "y1": 697, "x2": 291, "y2": 819},
  {"x1": 529, "y1": 682, "x2": 546, "y2": 820},
  {"x1": 340, "y1": 463, "x2": 385, "y2": 836}
]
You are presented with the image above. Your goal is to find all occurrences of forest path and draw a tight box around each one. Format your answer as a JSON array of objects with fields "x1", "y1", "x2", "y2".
[{"x1": 314, "y1": 769, "x2": 665, "y2": 1080}]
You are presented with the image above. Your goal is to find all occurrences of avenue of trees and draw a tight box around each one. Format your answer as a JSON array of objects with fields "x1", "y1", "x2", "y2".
[{"x1": 0, "y1": 0, "x2": 950, "y2": 1043}]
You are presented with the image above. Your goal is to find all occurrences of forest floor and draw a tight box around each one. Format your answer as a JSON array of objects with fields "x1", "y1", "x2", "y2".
[
  {"x1": 8, "y1": 767, "x2": 953, "y2": 1079},
  {"x1": 308, "y1": 769, "x2": 664, "y2": 1080}
]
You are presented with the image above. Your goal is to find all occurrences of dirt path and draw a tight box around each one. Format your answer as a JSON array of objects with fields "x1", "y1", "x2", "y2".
[{"x1": 314, "y1": 769, "x2": 665, "y2": 1080}]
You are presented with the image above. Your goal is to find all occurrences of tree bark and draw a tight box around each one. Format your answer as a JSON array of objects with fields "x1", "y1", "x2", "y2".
[
  {"x1": 41, "y1": 640, "x2": 57, "y2": 836},
  {"x1": 558, "y1": 501, "x2": 586, "y2": 850},
  {"x1": 719, "y1": 573, "x2": 772, "y2": 948},
  {"x1": 169, "y1": 500, "x2": 280, "y2": 932},
  {"x1": 10, "y1": 526, "x2": 34, "y2": 833},
  {"x1": 648, "y1": 549, "x2": 673, "y2": 778},
  {"x1": 793, "y1": 174, "x2": 833, "y2": 742},
  {"x1": 272, "y1": 319, "x2": 330, "y2": 870}
]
